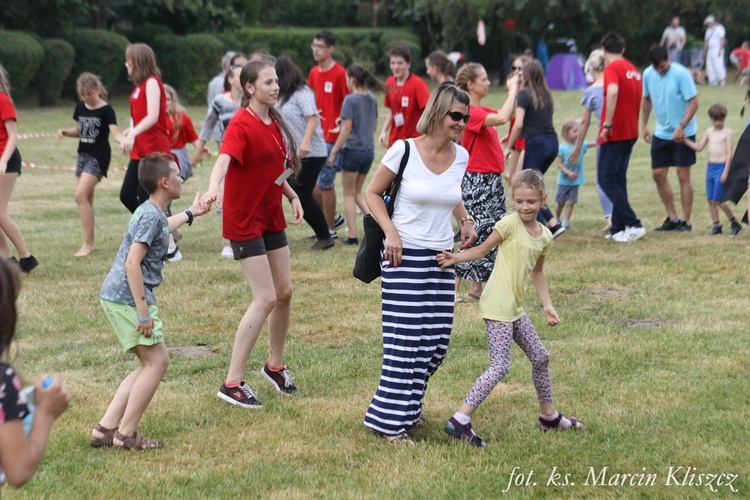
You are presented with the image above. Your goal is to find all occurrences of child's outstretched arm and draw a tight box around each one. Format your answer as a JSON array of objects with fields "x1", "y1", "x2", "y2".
[
  {"x1": 683, "y1": 132, "x2": 709, "y2": 152},
  {"x1": 56, "y1": 123, "x2": 79, "y2": 140},
  {"x1": 530, "y1": 255, "x2": 559, "y2": 326},
  {"x1": 0, "y1": 376, "x2": 69, "y2": 487},
  {"x1": 200, "y1": 153, "x2": 231, "y2": 208},
  {"x1": 167, "y1": 192, "x2": 211, "y2": 233},
  {"x1": 437, "y1": 229, "x2": 502, "y2": 268}
]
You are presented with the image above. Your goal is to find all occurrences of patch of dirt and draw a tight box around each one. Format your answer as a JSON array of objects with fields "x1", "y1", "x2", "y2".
[
  {"x1": 622, "y1": 319, "x2": 666, "y2": 329},
  {"x1": 167, "y1": 344, "x2": 216, "y2": 358},
  {"x1": 591, "y1": 287, "x2": 627, "y2": 299}
]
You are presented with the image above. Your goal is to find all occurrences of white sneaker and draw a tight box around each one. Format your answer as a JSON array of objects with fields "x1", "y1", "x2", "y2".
[
  {"x1": 220, "y1": 246, "x2": 234, "y2": 258},
  {"x1": 167, "y1": 247, "x2": 183, "y2": 262},
  {"x1": 613, "y1": 226, "x2": 646, "y2": 243}
]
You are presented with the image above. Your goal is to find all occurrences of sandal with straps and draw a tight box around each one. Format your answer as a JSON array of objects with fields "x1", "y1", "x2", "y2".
[
  {"x1": 113, "y1": 430, "x2": 164, "y2": 451},
  {"x1": 90, "y1": 423, "x2": 118, "y2": 448},
  {"x1": 539, "y1": 412, "x2": 585, "y2": 432},
  {"x1": 384, "y1": 432, "x2": 415, "y2": 446}
]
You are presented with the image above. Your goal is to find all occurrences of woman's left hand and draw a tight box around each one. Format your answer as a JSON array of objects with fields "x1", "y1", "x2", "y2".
[
  {"x1": 119, "y1": 130, "x2": 134, "y2": 155},
  {"x1": 459, "y1": 223, "x2": 478, "y2": 251},
  {"x1": 289, "y1": 197, "x2": 304, "y2": 224}
]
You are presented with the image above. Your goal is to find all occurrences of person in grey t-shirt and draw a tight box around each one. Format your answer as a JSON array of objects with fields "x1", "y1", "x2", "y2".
[{"x1": 327, "y1": 65, "x2": 385, "y2": 244}]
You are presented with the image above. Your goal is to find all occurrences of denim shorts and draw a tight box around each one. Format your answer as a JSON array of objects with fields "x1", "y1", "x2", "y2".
[
  {"x1": 75, "y1": 153, "x2": 105, "y2": 180},
  {"x1": 339, "y1": 148, "x2": 374, "y2": 175},
  {"x1": 317, "y1": 142, "x2": 340, "y2": 190}
]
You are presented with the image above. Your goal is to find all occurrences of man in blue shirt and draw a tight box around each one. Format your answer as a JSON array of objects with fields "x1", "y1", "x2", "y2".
[{"x1": 641, "y1": 44, "x2": 699, "y2": 232}]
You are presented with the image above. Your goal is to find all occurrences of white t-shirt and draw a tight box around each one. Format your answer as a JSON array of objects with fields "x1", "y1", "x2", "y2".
[
  {"x1": 382, "y1": 138, "x2": 468, "y2": 250},
  {"x1": 705, "y1": 24, "x2": 726, "y2": 52},
  {"x1": 662, "y1": 26, "x2": 686, "y2": 48}
]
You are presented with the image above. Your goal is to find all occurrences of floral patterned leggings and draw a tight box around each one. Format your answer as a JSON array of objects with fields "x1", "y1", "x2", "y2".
[{"x1": 465, "y1": 316, "x2": 553, "y2": 410}]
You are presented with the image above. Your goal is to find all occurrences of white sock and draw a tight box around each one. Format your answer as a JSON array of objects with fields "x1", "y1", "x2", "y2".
[
  {"x1": 452, "y1": 412, "x2": 471, "y2": 425},
  {"x1": 541, "y1": 411, "x2": 572, "y2": 429}
]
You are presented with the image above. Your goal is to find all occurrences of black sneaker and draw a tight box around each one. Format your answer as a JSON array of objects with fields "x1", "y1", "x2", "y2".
[
  {"x1": 707, "y1": 225, "x2": 722, "y2": 236},
  {"x1": 730, "y1": 221, "x2": 744, "y2": 237},
  {"x1": 262, "y1": 364, "x2": 297, "y2": 395},
  {"x1": 654, "y1": 217, "x2": 681, "y2": 231},
  {"x1": 676, "y1": 221, "x2": 692, "y2": 232},
  {"x1": 333, "y1": 214, "x2": 346, "y2": 229},
  {"x1": 549, "y1": 224, "x2": 566, "y2": 239},
  {"x1": 19, "y1": 255, "x2": 39, "y2": 274},
  {"x1": 445, "y1": 417, "x2": 486, "y2": 447},
  {"x1": 217, "y1": 382, "x2": 263, "y2": 409},
  {"x1": 343, "y1": 237, "x2": 359, "y2": 245}
]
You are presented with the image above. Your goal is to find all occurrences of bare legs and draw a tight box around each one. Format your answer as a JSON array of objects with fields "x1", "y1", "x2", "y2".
[
  {"x1": 341, "y1": 171, "x2": 368, "y2": 239},
  {"x1": 226, "y1": 246, "x2": 293, "y2": 385},
  {"x1": 652, "y1": 166, "x2": 693, "y2": 223},
  {"x1": 74, "y1": 172, "x2": 99, "y2": 257},
  {"x1": 0, "y1": 173, "x2": 31, "y2": 259}
]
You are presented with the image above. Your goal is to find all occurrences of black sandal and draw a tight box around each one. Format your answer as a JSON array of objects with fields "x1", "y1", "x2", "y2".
[{"x1": 539, "y1": 412, "x2": 584, "y2": 431}]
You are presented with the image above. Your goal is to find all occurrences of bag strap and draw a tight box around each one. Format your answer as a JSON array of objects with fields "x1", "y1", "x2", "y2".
[{"x1": 385, "y1": 139, "x2": 410, "y2": 213}]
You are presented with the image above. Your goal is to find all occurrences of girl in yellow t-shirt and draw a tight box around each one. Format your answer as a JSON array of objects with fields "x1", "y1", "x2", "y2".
[{"x1": 436, "y1": 170, "x2": 584, "y2": 447}]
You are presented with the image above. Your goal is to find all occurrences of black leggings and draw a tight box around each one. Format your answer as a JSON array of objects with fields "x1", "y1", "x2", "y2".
[
  {"x1": 290, "y1": 156, "x2": 329, "y2": 240},
  {"x1": 120, "y1": 159, "x2": 150, "y2": 214}
]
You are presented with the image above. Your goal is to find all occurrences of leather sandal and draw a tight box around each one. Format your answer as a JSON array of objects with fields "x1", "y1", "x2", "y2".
[
  {"x1": 113, "y1": 430, "x2": 164, "y2": 451},
  {"x1": 384, "y1": 432, "x2": 415, "y2": 446},
  {"x1": 90, "y1": 423, "x2": 118, "y2": 448}
]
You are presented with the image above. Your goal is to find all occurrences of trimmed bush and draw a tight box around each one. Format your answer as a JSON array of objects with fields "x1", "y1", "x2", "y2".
[
  {"x1": 121, "y1": 23, "x2": 173, "y2": 49},
  {"x1": 0, "y1": 31, "x2": 44, "y2": 98},
  {"x1": 39, "y1": 39, "x2": 75, "y2": 106},
  {"x1": 154, "y1": 34, "x2": 223, "y2": 104},
  {"x1": 65, "y1": 29, "x2": 129, "y2": 98}
]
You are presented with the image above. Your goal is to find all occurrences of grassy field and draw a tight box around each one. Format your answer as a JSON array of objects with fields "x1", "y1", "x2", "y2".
[{"x1": 3, "y1": 78, "x2": 749, "y2": 498}]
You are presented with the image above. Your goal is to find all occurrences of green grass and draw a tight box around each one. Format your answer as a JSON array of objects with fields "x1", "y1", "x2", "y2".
[{"x1": 4, "y1": 80, "x2": 750, "y2": 498}]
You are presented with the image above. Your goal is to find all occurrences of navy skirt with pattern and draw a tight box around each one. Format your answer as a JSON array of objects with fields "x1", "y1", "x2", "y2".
[{"x1": 363, "y1": 245, "x2": 455, "y2": 436}]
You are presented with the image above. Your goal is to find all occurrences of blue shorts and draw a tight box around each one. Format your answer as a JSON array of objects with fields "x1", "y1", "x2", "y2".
[
  {"x1": 706, "y1": 162, "x2": 726, "y2": 202},
  {"x1": 339, "y1": 148, "x2": 374, "y2": 175},
  {"x1": 555, "y1": 184, "x2": 579, "y2": 204},
  {"x1": 651, "y1": 136, "x2": 696, "y2": 169},
  {"x1": 317, "y1": 142, "x2": 340, "y2": 190}
]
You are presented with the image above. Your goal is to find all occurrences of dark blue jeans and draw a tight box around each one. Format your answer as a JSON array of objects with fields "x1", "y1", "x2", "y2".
[
  {"x1": 523, "y1": 133, "x2": 558, "y2": 224},
  {"x1": 597, "y1": 139, "x2": 642, "y2": 234}
]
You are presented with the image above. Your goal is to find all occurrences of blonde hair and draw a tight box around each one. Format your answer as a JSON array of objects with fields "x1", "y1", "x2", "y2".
[
  {"x1": 125, "y1": 43, "x2": 160, "y2": 86},
  {"x1": 163, "y1": 84, "x2": 186, "y2": 142},
  {"x1": 584, "y1": 49, "x2": 606, "y2": 75},
  {"x1": 416, "y1": 84, "x2": 470, "y2": 136},
  {"x1": 561, "y1": 118, "x2": 579, "y2": 142},
  {"x1": 0, "y1": 65, "x2": 11, "y2": 98},
  {"x1": 76, "y1": 72, "x2": 108, "y2": 100},
  {"x1": 511, "y1": 169, "x2": 546, "y2": 198},
  {"x1": 455, "y1": 62, "x2": 484, "y2": 92}
]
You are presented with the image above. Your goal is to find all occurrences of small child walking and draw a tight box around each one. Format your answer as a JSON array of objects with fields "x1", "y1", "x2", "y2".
[
  {"x1": 163, "y1": 84, "x2": 209, "y2": 182},
  {"x1": 93, "y1": 153, "x2": 210, "y2": 450},
  {"x1": 684, "y1": 104, "x2": 743, "y2": 236},
  {"x1": 437, "y1": 170, "x2": 583, "y2": 447},
  {"x1": 554, "y1": 118, "x2": 593, "y2": 229},
  {"x1": 57, "y1": 73, "x2": 122, "y2": 257}
]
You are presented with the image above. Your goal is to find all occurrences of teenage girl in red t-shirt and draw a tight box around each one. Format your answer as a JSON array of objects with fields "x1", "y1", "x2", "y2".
[
  {"x1": 119, "y1": 44, "x2": 171, "y2": 213},
  {"x1": 201, "y1": 58, "x2": 304, "y2": 409},
  {"x1": 0, "y1": 65, "x2": 38, "y2": 273}
]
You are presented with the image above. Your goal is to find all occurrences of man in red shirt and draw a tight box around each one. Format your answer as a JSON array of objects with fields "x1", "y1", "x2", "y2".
[
  {"x1": 598, "y1": 32, "x2": 646, "y2": 243},
  {"x1": 309, "y1": 30, "x2": 348, "y2": 236},
  {"x1": 378, "y1": 45, "x2": 431, "y2": 148}
]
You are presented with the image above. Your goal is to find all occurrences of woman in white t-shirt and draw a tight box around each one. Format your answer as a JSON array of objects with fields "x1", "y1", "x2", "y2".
[{"x1": 362, "y1": 85, "x2": 478, "y2": 445}]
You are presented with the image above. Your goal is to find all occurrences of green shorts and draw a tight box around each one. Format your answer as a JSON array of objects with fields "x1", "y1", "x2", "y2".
[{"x1": 100, "y1": 299, "x2": 164, "y2": 352}]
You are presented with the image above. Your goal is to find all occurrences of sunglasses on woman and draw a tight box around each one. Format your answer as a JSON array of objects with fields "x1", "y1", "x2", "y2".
[
  {"x1": 511, "y1": 66, "x2": 522, "y2": 71},
  {"x1": 445, "y1": 111, "x2": 470, "y2": 124}
]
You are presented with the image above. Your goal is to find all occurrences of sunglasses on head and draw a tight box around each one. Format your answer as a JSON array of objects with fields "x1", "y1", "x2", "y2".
[{"x1": 446, "y1": 111, "x2": 470, "y2": 124}]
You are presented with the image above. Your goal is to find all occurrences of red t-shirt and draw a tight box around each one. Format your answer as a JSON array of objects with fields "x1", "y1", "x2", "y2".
[
  {"x1": 461, "y1": 105, "x2": 505, "y2": 174},
  {"x1": 308, "y1": 63, "x2": 349, "y2": 143},
  {"x1": 600, "y1": 58, "x2": 642, "y2": 143},
  {"x1": 169, "y1": 111, "x2": 198, "y2": 149},
  {"x1": 0, "y1": 92, "x2": 17, "y2": 155},
  {"x1": 732, "y1": 48, "x2": 750, "y2": 69},
  {"x1": 220, "y1": 108, "x2": 287, "y2": 241},
  {"x1": 504, "y1": 118, "x2": 526, "y2": 151},
  {"x1": 384, "y1": 73, "x2": 430, "y2": 147},
  {"x1": 129, "y1": 75, "x2": 171, "y2": 160}
]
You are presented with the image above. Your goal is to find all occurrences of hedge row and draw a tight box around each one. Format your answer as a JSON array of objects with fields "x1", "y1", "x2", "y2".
[{"x1": 0, "y1": 27, "x2": 423, "y2": 104}]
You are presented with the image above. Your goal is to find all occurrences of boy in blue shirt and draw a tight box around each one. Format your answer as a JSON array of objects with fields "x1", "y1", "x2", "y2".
[
  {"x1": 93, "y1": 153, "x2": 210, "y2": 450},
  {"x1": 555, "y1": 119, "x2": 594, "y2": 229}
]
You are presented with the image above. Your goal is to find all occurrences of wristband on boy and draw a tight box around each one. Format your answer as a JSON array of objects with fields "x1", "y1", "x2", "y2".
[
  {"x1": 137, "y1": 313, "x2": 151, "y2": 323},
  {"x1": 184, "y1": 209, "x2": 194, "y2": 226}
]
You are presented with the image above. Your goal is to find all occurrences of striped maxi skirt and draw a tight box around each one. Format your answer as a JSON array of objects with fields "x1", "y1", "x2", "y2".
[{"x1": 363, "y1": 245, "x2": 455, "y2": 436}]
